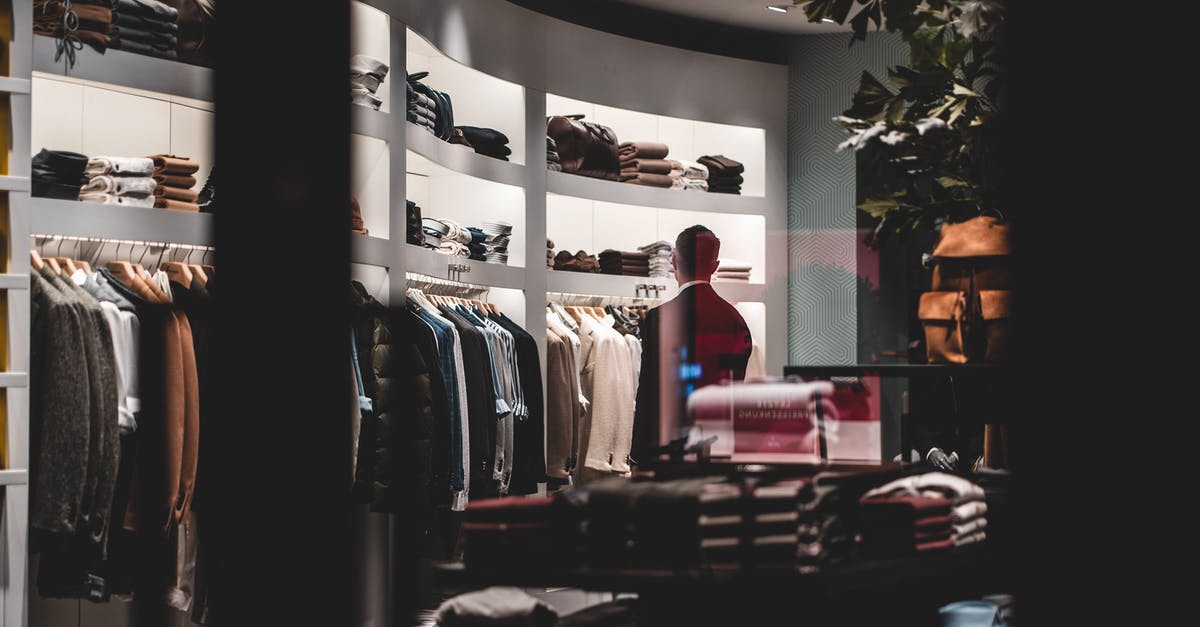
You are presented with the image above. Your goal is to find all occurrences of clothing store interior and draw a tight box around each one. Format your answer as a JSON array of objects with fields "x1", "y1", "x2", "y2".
[{"x1": 3, "y1": 1, "x2": 1148, "y2": 626}]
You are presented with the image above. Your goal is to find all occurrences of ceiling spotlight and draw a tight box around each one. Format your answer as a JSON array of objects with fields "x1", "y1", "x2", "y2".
[
  {"x1": 821, "y1": 17, "x2": 836, "y2": 23},
  {"x1": 766, "y1": 5, "x2": 790, "y2": 13}
]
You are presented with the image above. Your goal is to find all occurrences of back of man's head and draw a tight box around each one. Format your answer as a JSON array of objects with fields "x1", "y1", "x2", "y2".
[{"x1": 674, "y1": 225, "x2": 720, "y2": 280}]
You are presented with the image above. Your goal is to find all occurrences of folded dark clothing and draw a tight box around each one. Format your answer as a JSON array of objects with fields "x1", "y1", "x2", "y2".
[
  {"x1": 457, "y1": 126, "x2": 510, "y2": 148},
  {"x1": 474, "y1": 145, "x2": 512, "y2": 158},
  {"x1": 862, "y1": 537, "x2": 955, "y2": 554},
  {"x1": 619, "y1": 142, "x2": 669, "y2": 160},
  {"x1": 619, "y1": 251, "x2": 650, "y2": 262},
  {"x1": 861, "y1": 513, "x2": 952, "y2": 533},
  {"x1": 709, "y1": 174, "x2": 745, "y2": 185},
  {"x1": 618, "y1": 158, "x2": 673, "y2": 175},
  {"x1": 863, "y1": 528, "x2": 953, "y2": 544},
  {"x1": 33, "y1": 179, "x2": 86, "y2": 200},
  {"x1": 109, "y1": 24, "x2": 176, "y2": 46},
  {"x1": 115, "y1": 0, "x2": 178, "y2": 22},
  {"x1": 112, "y1": 11, "x2": 178, "y2": 33},
  {"x1": 619, "y1": 172, "x2": 673, "y2": 188},
  {"x1": 707, "y1": 187, "x2": 742, "y2": 195},
  {"x1": 600, "y1": 260, "x2": 649, "y2": 269},
  {"x1": 546, "y1": 136, "x2": 558, "y2": 150},
  {"x1": 111, "y1": 37, "x2": 176, "y2": 58},
  {"x1": 597, "y1": 249, "x2": 623, "y2": 259},
  {"x1": 33, "y1": 148, "x2": 89, "y2": 177},
  {"x1": 547, "y1": 151, "x2": 560, "y2": 163},
  {"x1": 33, "y1": 166, "x2": 87, "y2": 186},
  {"x1": 697, "y1": 155, "x2": 745, "y2": 175}
]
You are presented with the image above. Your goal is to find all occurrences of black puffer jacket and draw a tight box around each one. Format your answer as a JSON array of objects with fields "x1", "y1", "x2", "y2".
[{"x1": 350, "y1": 282, "x2": 438, "y2": 516}]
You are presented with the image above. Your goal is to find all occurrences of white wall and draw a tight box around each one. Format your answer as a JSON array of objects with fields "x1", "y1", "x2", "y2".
[
  {"x1": 31, "y1": 75, "x2": 214, "y2": 193},
  {"x1": 351, "y1": 134, "x2": 391, "y2": 238}
]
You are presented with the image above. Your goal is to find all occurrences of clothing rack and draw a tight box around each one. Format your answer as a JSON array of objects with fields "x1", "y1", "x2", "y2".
[
  {"x1": 31, "y1": 233, "x2": 216, "y2": 269},
  {"x1": 545, "y1": 290, "x2": 660, "y2": 307},
  {"x1": 405, "y1": 271, "x2": 491, "y2": 298}
]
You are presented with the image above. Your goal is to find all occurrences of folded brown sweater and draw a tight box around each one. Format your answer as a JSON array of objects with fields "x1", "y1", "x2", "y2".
[
  {"x1": 153, "y1": 173, "x2": 198, "y2": 188},
  {"x1": 618, "y1": 158, "x2": 673, "y2": 175},
  {"x1": 619, "y1": 172, "x2": 673, "y2": 188},
  {"x1": 697, "y1": 154, "x2": 745, "y2": 175},
  {"x1": 155, "y1": 198, "x2": 200, "y2": 212},
  {"x1": 154, "y1": 185, "x2": 200, "y2": 203},
  {"x1": 619, "y1": 142, "x2": 669, "y2": 160},
  {"x1": 149, "y1": 154, "x2": 201, "y2": 176}
]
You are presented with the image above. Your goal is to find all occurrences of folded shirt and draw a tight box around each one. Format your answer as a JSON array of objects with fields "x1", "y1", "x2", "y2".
[
  {"x1": 112, "y1": 11, "x2": 178, "y2": 33},
  {"x1": 638, "y1": 240, "x2": 672, "y2": 253},
  {"x1": 457, "y1": 126, "x2": 510, "y2": 148},
  {"x1": 153, "y1": 173, "x2": 197, "y2": 189},
  {"x1": 697, "y1": 154, "x2": 745, "y2": 175},
  {"x1": 863, "y1": 472, "x2": 986, "y2": 505},
  {"x1": 618, "y1": 172, "x2": 673, "y2": 188},
  {"x1": 952, "y1": 499, "x2": 988, "y2": 522},
  {"x1": 671, "y1": 177, "x2": 709, "y2": 191},
  {"x1": 708, "y1": 173, "x2": 745, "y2": 185},
  {"x1": 149, "y1": 154, "x2": 200, "y2": 176},
  {"x1": 408, "y1": 91, "x2": 435, "y2": 109},
  {"x1": 82, "y1": 175, "x2": 157, "y2": 197},
  {"x1": 154, "y1": 185, "x2": 199, "y2": 202},
  {"x1": 619, "y1": 141, "x2": 669, "y2": 160},
  {"x1": 350, "y1": 54, "x2": 389, "y2": 79},
  {"x1": 953, "y1": 516, "x2": 987, "y2": 538},
  {"x1": 676, "y1": 159, "x2": 710, "y2": 180},
  {"x1": 350, "y1": 73, "x2": 383, "y2": 94},
  {"x1": 78, "y1": 191, "x2": 155, "y2": 208},
  {"x1": 87, "y1": 156, "x2": 154, "y2": 177},
  {"x1": 547, "y1": 162, "x2": 562, "y2": 172},
  {"x1": 618, "y1": 158, "x2": 673, "y2": 175},
  {"x1": 109, "y1": 24, "x2": 177, "y2": 46},
  {"x1": 353, "y1": 88, "x2": 384, "y2": 109},
  {"x1": 954, "y1": 530, "x2": 987, "y2": 546},
  {"x1": 115, "y1": 0, "x2": 178, "y2": 22},
  {"x1": 716, "y1": 259, "x2": 753, "y2": 273},
  {"x1": 154, "y1": 197, "x2": 200, "y2": 212}
]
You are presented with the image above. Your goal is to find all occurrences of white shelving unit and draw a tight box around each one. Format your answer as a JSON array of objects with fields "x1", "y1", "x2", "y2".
[{"x1": 29, "y1": 198, "x2": 214, "y2": 245}]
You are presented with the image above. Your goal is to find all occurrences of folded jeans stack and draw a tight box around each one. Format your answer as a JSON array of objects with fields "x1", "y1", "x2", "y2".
[
  {"x1": 406, "y1": 84, "x2": 436, "y2": 132},
  {"x1": 546, "y1": 137, "x2": 561, "y2": 172},
  {"x1": 552, "y1": 250, "x2": 599, "y2": 273},
  {"x1": 668, "y1": 159, "x2": 710, "y2": 192},
  {"x1": 34, "y1": 0, "x2": 114, "y2": 54},
  {"x1": 478, "y1": 221, "x2": 513, "y2": 265},
  {"x1": 861, "y1": 472, "x2": 988, "y2": 547},
  {"x1": 350, "y1": 195, "x2": 368, "y2": 235},
  {"x1": 714, "y1": 259, "x2": 752, "y2": 282},
  {"x1": 618, "y1": 142, "x2": 673, "y2": 188},
  {"x1": 453, "y1": 126, "x2": 512, "y2": 161},
  {"x1": 639, "y1": 240, "x2": 675, "y2": 279},
  {"x1": 79, "y1": 156, "x2": 156, "y2": 208},
  {"x1": 149, "y1": 154, "x2": 201, "y2": 211},
  {"x1": 546, "y1": 238, "x2": 555, "y2": 268},
  {"x1": 109, "y1": 0, "x2": 179, "y2": 60},
  {"x1": 33, "y1": 149, "x2": 89, "y2": 200},
  {"x1": 404, "y1": 200, "x2": 422, "y2": 245},
  {"x1": 350, "y1": 54, "x2": 389, "y2": 111},
  {"x1": 598, "y1": 250, "x2": 650, "y2": 277},
  {"x1": 858, "y1": 494, "x2": 955, "y2": 554},
  {"x1": 698, "y1": 155, "x2": 745, "y2": 195}
]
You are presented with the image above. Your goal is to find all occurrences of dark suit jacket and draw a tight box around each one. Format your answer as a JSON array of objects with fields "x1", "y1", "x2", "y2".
[
  {"x1": 632, "y1": 283, "x2": 753, "y2": 465},
  {"x1": 489, "y1": 312, "x2": 546, "y2": 494},
  {"x1": 438, "y1": 306, "x2": 499, "y2": 499}
]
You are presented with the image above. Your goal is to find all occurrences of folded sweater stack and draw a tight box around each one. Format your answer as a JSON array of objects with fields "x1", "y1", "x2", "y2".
[
  {"x1": 618, "y1": 142, "x2": 673, "y2": 189},
  {"x1": 714, "y1": 259, "x2": 752, "y2": 282},
  {"x1": 351, "y1": 195, "x2": 368, "y2": 235},
  {"x1": 668, "y1": 159, "x2": 710, "y2": 192},
  {"x1": 858, "y1": 494, "x2": 955, "y2": 554},
  {"x1": 546, "y1": 238, "x2": 555, "y2": 268},
  {"x1": 149, "y1": 154, "x2": 201, "y2": 211},
  {"x1": 639, "y1": 240, "x2": 675, "y2": 279},
  {"x1": 406, "y1": 83, "x2": 436, "y2": 132},
  {"x1": 861, "y1": 472, "x2": 988, "y2": 547},
  {"x1": 552, "y1": 250, "x2": 599, "y2": 273},
  {"x1": 79, "y1": 156, "x2": 156, "y2": 208},
  {"x1": 698, "y1": 155, "x2": 745, "y2": 195},
  {"x1": 110, "y1": 0, "x2": 179, "y2": 60},
  {"x1": 35, "y1": 0, "x2": 113, "y2": 54},
  {"x1": 598, "y1": 250, "x2": 650, "y2": 277},
  {"x1": 351, "y1": 54, "x2": 389, "y2": 111},
  {"x1": 33, "y1": 149, "x2": 89, "y2": 200},
  {"x1": 454, "y1": 126, "x2": 511, "y2": 161}
]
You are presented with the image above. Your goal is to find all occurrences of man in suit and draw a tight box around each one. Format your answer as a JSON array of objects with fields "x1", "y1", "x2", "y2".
[{"x1": 631, "y1": 225, "x2": 754, "y2": 467}]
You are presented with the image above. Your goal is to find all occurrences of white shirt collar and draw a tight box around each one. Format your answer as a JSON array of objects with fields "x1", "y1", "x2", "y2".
[{"x1": 677, "y1": 279, "x2": 710, "y2": 292}]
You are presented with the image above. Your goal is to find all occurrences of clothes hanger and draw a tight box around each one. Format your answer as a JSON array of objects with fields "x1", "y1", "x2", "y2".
[
  {"x1": 49, "y1": 237, "x2": 76, "y2": 274},
  {"x1": 184, "y1": 247, "x2": 208, "y2": 286},
  {"x1": 107, "y1": 241, "x2": 150, "y2": 295},
  {"x1": 30, "y1": 248, "x2": 45, "y2": 272},
  {"x1": 159, "y1": 244, "x2": 194, "y2": 287}
]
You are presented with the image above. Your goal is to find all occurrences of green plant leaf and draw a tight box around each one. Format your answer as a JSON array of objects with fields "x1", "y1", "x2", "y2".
[
  {"x1": 842, "y1": 71, "x2": 896, "y2": 121},
  {"x1": 882, "y1": 0, "x2": 924, "y2": 33},
  {"x1": 886, "y1": 98, "x2": 906, "y2": 124},
  {"x1": 937, "y1": 176, "x2": 969, "y2": 188},
  {"x1": 952, "y1": 83, "x2": 978, "y2": 96},
  {"x1": 801, "y1": 0, "x2": 856, "y2": 24},
  {"x1": 947, "y1": 99, "x2": 969, "y2": 126},
  {"x1": 857, "y1": 196, "x2": 900, "y2": 218}
]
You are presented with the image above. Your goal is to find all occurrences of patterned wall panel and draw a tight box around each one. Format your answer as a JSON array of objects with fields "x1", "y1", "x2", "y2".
[{"x1": 787, "y1": 32, "x2": 907, "y2": 365}]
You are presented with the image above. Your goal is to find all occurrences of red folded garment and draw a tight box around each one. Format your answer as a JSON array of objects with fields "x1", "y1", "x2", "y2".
[
  {"x1": 859, "y1": 494, "x2": 952, "y2": 517},
  {"x1": 861, "y1": 513, "x2": 953, "y2": 533}
]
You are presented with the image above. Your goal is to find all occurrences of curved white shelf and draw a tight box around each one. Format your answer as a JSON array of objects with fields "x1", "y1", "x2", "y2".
[
  {"x1": 0, "y1": 274, "x2": 30, "y2": 290},
  {"x1": 34, "y1": 34, "x2": 213, "y2": 101},
  {"x1": 0, "y1": 176, "x2": 31, "y2": 192},
  {"x1": 406, "y1": 123, "x2": 525, "y2": 187},
  {"x1": 0, "y1": 469, "x2": 28, "y2": 486},
  {"x1": 31, "y1": 197, "x2": 213, "y2": 245},
  {"x1": 352, "y1": 106, "x2": 392, "y2": 141},
  {"x1": 0, "y1": 77, "x2": 31, "y2": 94},
  {"x1": 546, "y1": 270, "x2": 673, "y2": 300},
  {"x1": 405, "y1": 244, "x2": 525, "y2": 290},
  {"x1": 351, "y1": 234, "x2": 394, "y2": 268},
  {"x1": 546, "y1": 170, "x2": 767, "y2": 215}
]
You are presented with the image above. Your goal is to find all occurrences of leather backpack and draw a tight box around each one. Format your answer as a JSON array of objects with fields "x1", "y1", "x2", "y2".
[
  {"x1": 918, "y1": 215, "x2": 1013, "y2": 363},
  {"x1": 546, "y1": 114, "x2": 620, "y2": 181}
]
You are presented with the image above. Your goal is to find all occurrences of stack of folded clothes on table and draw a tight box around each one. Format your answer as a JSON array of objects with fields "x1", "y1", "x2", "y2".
[
  {"x1": 79, "y1": 155, "x2": 156, "y2": 207},
  {"x1": 668, "y1": 159, "x2": 710, "y2": 192},
  {"x1": 478, "y1": 220, "x2": 512, "y2": 264},
  {"x1": 406, "y1": 83, "x2": 436, "y2": 133},
  {"x1": 639, "y1": 240, "x2": 674, "y2": 279},
  {"x1": 861, "y1": 472, "x2": 988, "y2": 547},
  {"x1": 149, "y1": 154, "x2": 200, "y2": 211},
  {"x1": 598, "y1": 249, "x2": 650, "y2": 277},
  {"x1": 461, "y1": 496, "x2": 563, "y2": 569},
  {"x1": 546, "y1": 137, "x2": 561, "y2": 171},
  {"x1": 35, "y1": 0, "x2": 113, "y2": 54},
  {"x1": 546, "y1": 239, "x2": 555, "y2": 268},
  {"x1": 618, "y1": 142, "x2": 673, "y2": 188},
  {"x1": 350, "y1": 195, "x2": 368, "y2": 235},
  {"x1": 404, "y1": 200, "x2": 421, "y2": 244},
  {"x1": 350, "y1": 54, "x2": 389, "y2": 111},
  {"x1": 713, "y1": 259, "x2": 752, "y2": 282},
  {"x1": 32, "y1": 148, "x2": 89, "y2": 200},
  {"x1": 793, "y1": 468, "x2": 903, "y2": 572},
  {"x1": 552, "y1": 250, "x2": 599, "y2": 273},
  {"x1": 698, "y1": 155, "x2": 745, "y2": 194},
  {"x1": 453, "y1": 126, "x2": 511, "y2": 161},
  {"x1": 109, "y1": 0, "x2": 179, "y2": 60},
  {"x1": 858, "y1": 493, "x2": 954, "y2": 555}
]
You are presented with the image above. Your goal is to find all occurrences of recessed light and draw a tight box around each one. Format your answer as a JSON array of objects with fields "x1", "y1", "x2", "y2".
[
  {"x1": 821, "y1": 17, "x2": 836, "y2": 23},
  {"x1": 766, "y1": 5, "x2": 790, "y2": 13}
]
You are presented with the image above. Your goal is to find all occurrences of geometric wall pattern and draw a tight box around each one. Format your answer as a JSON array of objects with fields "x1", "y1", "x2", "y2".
[{"x1": 787, "y1": 32, "x2": 907, "y2": 365}]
